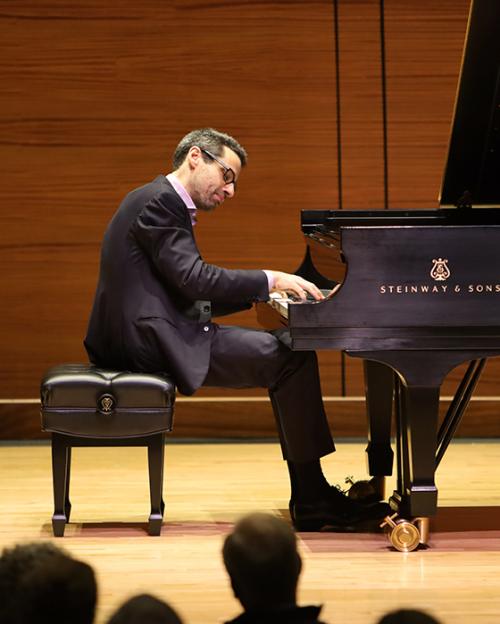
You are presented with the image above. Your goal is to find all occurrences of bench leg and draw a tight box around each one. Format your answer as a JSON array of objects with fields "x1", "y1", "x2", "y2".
[
  {"x1": 65, "y1": 446, "x2": 72, "y2": 521},
  {"x1": 52, "y1": 434, "x2": 71, "y2": 536},
  {"x1": 147, "y1": 433, "x2": 165, "y2": 536}
]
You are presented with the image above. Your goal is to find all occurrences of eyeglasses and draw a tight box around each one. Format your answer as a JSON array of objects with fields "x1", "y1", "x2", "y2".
[{"x1": 200, "y1": 148, "x2": 236, "y2": 187}]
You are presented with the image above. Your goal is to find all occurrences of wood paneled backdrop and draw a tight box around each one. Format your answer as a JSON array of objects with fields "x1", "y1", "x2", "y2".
[{"x1": 3, "y1": 0, "x2": 498, "y2": 440}]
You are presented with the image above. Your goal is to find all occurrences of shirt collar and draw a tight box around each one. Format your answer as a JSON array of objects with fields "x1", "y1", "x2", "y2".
[{"x1": 166, "y1": 173, "x2": 197, "y2": 225}]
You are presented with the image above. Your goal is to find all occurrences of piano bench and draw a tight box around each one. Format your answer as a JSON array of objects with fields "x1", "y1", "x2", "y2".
[{"x1": 40, "y1": 364, "x2": 175, "y2": 537}]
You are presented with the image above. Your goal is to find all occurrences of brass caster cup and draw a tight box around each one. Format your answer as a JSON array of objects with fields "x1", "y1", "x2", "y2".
[{"x1": 380, "y1": 513, "x2": 422, "y2": 552}]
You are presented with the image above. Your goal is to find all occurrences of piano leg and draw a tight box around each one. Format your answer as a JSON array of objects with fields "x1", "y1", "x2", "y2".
[
  {"x1": 391, "y1": 379, "x2": 439, "y2": 518},
  {"x1": 363, "y1": 360, "x2": 394, "y2": 478},
  {"x1": 348, "y1": 350, "x2": 494, "y2": 550},
  {"x1": 349, "y1": 350, "x2": 471, "y2": 520}
]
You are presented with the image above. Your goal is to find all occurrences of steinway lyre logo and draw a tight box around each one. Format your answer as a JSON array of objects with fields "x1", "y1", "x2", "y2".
[{"x1": 430, "y1": 258, "x2": 451, "y2": 282}]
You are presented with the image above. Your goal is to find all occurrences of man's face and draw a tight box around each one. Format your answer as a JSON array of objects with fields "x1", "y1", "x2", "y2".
[{"x1": 188, "y1": 146, "x2": 242, "y2": 212}]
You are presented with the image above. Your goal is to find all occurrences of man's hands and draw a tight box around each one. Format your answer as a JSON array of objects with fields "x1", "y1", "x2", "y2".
[{"x1": 269, "y1": 271, "x2": 325, "y2": 301}]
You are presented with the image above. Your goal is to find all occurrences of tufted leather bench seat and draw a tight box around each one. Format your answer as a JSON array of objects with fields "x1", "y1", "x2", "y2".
[{"x1": 40, "y1": 363, "x2": 175, "y2": 536}]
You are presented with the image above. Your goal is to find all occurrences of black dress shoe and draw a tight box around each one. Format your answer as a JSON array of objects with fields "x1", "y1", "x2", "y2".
[
  {"x1": 345, "y1": 475, "x2": 386, "y2": 505},
  {"x1": 291, "y1": 486, "x2": 391, "y2": 532},
  {"x1": 289, "y1": 485, "x2": 384, "y2": 521}
]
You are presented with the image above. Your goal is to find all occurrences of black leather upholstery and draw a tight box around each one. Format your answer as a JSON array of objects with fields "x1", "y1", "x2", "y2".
[
  {"x1": 41, "y1": 363, "x2": 175, "y2": 438},
  {"x1": 40, "y1": 363, "x2": 176, "y2": 536}
]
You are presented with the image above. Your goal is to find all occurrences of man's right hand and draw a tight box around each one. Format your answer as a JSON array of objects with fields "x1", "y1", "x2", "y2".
[{"x1": 268, "y1": 271, "x2": 324, "y2": 301}]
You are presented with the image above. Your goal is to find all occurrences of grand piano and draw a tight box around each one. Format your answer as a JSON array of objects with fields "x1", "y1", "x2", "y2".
[{"x1": 258, "y1": 0, "x2": 500, "y2": 551}]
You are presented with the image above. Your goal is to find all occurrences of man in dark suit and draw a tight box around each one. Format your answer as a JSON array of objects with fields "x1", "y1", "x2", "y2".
[{"x1": 85, "y1": 127, "x2": 388, "y2": 531}]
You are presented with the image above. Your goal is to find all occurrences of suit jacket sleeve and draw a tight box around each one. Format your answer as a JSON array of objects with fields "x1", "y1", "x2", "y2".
[{"x1": 131, "y1": 189, "x2": 270, "y2": 304}]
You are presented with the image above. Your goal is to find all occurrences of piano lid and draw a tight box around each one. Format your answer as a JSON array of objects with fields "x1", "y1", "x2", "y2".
[{"x1": 439, "y1": 0, "x2": 500, "y2": 209}]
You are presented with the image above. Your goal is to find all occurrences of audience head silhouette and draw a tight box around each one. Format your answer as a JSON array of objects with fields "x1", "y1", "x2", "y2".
[
  {"x1": 107, "y1": 593, "x2": 183, "y2": 624},
  {"x1": 377, "y1": 609, "x2": 441, "y2": 624},
  {"x1": 222, "y1": 512, "x2": 302, "y2": 611},
  {"x1": 0, "y1": 541, "x2": 96, "y2": 624}
]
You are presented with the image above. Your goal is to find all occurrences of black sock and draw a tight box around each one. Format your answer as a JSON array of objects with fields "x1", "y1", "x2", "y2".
[{"x1": 287, "y1": 460, "x2": 330, "y2": 503}]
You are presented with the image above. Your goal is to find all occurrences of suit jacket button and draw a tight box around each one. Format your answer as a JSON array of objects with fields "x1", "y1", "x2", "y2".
[{"x1": 203, "y1": 326, "x2": 210, "y2": 332}]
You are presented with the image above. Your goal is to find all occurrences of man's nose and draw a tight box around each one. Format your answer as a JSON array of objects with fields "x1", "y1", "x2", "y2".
[{"x1": 223, "y1": 182, "x2": 235, "y2": 198}]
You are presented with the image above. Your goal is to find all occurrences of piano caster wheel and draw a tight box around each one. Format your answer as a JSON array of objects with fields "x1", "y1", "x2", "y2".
[
  {"x1": 380, "y1": 513, "x2": 422, "y2": 552},
  {"x1": 346, "y1": 475, "x2": 385, "y2": 504},
  {"x1": 413, "y1": 516, "x2": 430, "y2": 545}
]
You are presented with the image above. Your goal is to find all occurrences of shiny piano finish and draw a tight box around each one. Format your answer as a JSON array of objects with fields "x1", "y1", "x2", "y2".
[
  {"x1": 259, "y1": 207, "x2": 500, "y2": 520},
  {"x1": 256, "y1": 0, "x2": 500, "y2": 538},
  {"x1": 292, "y1": 208, "x2": 500, "y2": 351}
]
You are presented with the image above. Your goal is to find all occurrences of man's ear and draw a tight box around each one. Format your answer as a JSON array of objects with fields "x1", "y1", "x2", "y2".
[{"x1": 187, "y1": 146, "x2": 202, "y2": 170}]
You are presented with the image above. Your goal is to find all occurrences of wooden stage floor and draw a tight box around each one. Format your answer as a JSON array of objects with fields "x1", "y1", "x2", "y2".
[{"x1": 0, "y1": 439, "x2": 500, "y2": 624}]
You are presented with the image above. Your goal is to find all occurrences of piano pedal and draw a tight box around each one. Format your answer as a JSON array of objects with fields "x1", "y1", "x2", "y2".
[
  {"x1": 380, "y1": 513, "x2": 430, "y2": 552},
  {"x1": 345, "y1": 475, "x2": 386, "y2": 504}
]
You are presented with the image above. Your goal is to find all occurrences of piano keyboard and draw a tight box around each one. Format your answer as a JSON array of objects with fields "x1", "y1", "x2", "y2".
[{"x1": 268, "y1": 288, "x2": 334, "y2": 319}]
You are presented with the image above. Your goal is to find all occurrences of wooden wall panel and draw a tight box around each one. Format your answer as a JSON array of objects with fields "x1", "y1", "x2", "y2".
[
  {"x1": 337, "y1": 0, "x2": 385, "y2": 209},
  {"x1": 0, "y1": 1, "x2": 341, "y2": 437},
  {"x1": 385, "y1": 0, "x2": 470, "y2": 209},
  {"x1": 4, "y1": 396, "x2": 500, "y2": 441},
  {"x1": 336, "y1": 0, "x2": 385, "y2": 397},
  {"x1": 1, "y1": 1, "x2": 498, "y2": 439}
]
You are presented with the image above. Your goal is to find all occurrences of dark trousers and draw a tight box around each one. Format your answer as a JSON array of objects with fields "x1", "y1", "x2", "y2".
[{"x1": 202, "y1": 325, "x2": 335, "y2": 463}]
